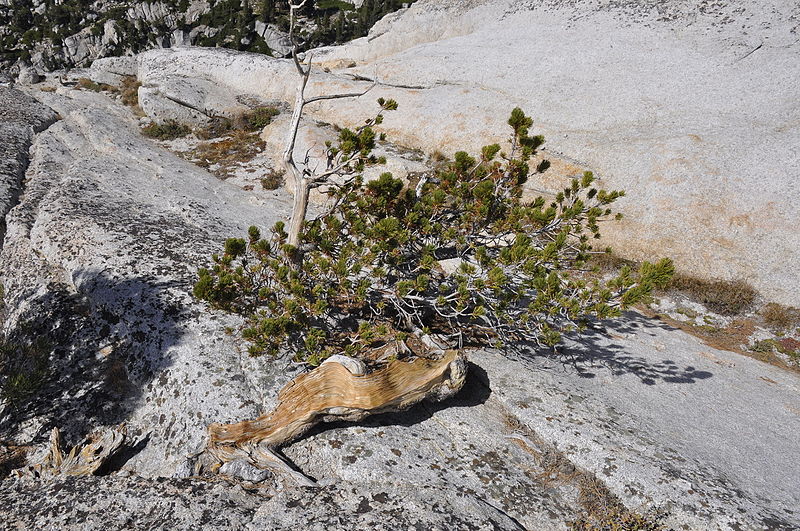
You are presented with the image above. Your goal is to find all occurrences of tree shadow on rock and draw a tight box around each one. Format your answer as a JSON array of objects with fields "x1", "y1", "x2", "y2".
[
  {"x1": 0, "y1": 269, "x2": 189, "y2": 448},
  {"x1": 524, "y1": 311, "x2": 714, "y2": 386}
]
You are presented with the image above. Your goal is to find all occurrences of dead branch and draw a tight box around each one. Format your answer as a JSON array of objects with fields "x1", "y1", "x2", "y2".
[
  {"x1": 200, "y1": 350, "x2": 467, "y2": 485},
  {"x1": 282, "y1": 1, "x2": 376, "y2": 249},
  {"x1": 304, "y1": 81, "x2": 377, "y2": 105},
  {"x1": 17, "y1": 425, "x2": 126, "y2": 478}
]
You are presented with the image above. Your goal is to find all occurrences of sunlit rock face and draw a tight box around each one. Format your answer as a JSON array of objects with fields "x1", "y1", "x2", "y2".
[{"x1": 132, "y1": 0, "x2": 800, "y2": 305}]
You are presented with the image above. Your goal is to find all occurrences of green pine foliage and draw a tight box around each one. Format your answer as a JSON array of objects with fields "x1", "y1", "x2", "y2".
[{"x1": 194, "y1": 106, "x2": 674, "y2": 364}]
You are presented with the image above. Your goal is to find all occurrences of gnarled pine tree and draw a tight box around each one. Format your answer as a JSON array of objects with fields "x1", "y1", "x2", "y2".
[
  {"x1": 194, "y1": 103, "x2": 673, "y2": 364},
  {"x1": 191, "y1": 6, "x2": 671, "y2": 483}
]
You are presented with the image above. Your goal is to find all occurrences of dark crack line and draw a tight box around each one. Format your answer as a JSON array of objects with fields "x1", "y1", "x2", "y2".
[{"x1": 735, "y1": 41, "x2": 763, "y2": 62}]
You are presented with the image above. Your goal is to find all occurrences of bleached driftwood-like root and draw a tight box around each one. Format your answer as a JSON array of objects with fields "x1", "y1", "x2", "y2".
[
  {"x1": 18, "y1": 425, "x2": 126, "y2": 478},
  {"x1": 202, "y1": 349, "x2": 467, "y2": 485}
]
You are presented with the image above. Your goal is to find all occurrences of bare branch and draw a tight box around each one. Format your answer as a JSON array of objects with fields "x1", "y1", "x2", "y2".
[
  {"x1": 304, "y1": 80, "x2": 377, "y2": 105},
  {"x1": 289, "y1": 0, "x2": 309, "y2": 77}
]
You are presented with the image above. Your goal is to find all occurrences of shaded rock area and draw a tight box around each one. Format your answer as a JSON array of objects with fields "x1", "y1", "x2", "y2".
[{"x1": 0, "y1": 86, "x2": 292, "y2": 479}]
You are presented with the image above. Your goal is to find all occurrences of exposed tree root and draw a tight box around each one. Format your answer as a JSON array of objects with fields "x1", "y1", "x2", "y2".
[
  {"x1": 198, "y1": 349, "x2": 467, "y2": 485},
  {"x1": 17, "y1": 425, "x2": 126, "y2": 478}
]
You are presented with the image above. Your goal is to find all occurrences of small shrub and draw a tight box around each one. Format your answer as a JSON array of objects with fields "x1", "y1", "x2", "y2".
[
  {"x1": 239, "y1": 106, "x2": 279, "y2": 131},
  {"x1": 261, "y1": 170, "x2": 285, "y2": 190},
  {"x1": 142, "y1": 120, "x2": 191, "y2": 140},
  {"x1": 195, "y1": 107, "x2": 673, "y2": 362}
]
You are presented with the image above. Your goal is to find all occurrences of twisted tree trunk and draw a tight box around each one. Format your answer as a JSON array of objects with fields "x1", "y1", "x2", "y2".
[{"x1": 201, "y1": 350, "x2": 467, "y2": 485}]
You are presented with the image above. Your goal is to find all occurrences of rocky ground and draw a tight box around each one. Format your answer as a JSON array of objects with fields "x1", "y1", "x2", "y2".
[
  {"x1": 1, "y1": 1, "x2": 800, "y2": 529},
  {"x1": 0, "y1": 73, "x2": 797, "y2": 530}
]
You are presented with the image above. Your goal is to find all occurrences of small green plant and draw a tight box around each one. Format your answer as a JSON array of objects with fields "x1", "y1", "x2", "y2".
[
  {"x1": 240, "y1": 106, "x2": 279, "y2": 130},
  {"x1": 194, "y1": 106, "x2": 673, "y2": 363},
  {"x1": 142, "y1": 120, "x2": 191, "y2": 140},
  {"x1": 0, "y1": 336, "x2": 50, "y2": 410},
  {"x1": 750, "y1": 338, "x2": 800, "y2": 365},
  {"x1": 749, "y1": 339, "x2": 776, "y2": 353}
]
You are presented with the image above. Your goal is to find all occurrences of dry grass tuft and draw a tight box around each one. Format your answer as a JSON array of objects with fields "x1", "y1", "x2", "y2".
[
  {"x1": 142, "y1": 120, "x2": 191, "y2": 140},
  {"x1": 119, "y1": 75, "x2": 141, "y2": 107},
  {"x1": 760, "y1": 303, "x2": 800, "y2": 331},
  {"x1": 261, "y1": 169, "x2": 285, "y2": 190},
  {"x1": 569, "y1": 503, "x2": 668, "y2": 531},
  {"x1": 589, "y1": 251, "x2": 756, "y2": 316},
  {"x1": 503, "y1": 413, "x2": 667, "y2": 530},
  {"x1": 590, "y1": 251, "x2": 638, "y2": 274},
  {"x1": 190, "y1": 130, "x2": 266, "y2": 180},
  {"x1": 195, "y1": 107, "x2": 279, "y2": 140},
  {"x1": 666, "y1": 274, "x2": 756, "y2": 316},
  {"x1": 76, "y1": 77, "x2": 115, "y2": 93}
]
